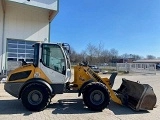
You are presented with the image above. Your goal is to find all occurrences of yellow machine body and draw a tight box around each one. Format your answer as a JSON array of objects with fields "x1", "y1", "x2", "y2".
[
  {"x1": 72, "y1": 65, "x2": 122, "y2": 105},
  {"x1": 4, "y1": 42, "x2": 157, "y2": 112},
  {"x1": 71, "y1": 65, "x2": 157, "y2": 111},
  {"x1": 7, "y1": 64, "x2": 51, "y2": 84}
]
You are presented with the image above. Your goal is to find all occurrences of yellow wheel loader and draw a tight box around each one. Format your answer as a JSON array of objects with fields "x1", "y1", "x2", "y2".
[{"x1": 4, "y1": 42, "x2": 157, "y2": 111}]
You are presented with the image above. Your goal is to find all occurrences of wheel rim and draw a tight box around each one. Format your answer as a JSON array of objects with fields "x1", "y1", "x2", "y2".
[
  {"x1": 90, "y1": 90, "x2": 104, "y2": 105},
  {"x1": 28, "y1": 90, "x2": 43, "y2": 105}
]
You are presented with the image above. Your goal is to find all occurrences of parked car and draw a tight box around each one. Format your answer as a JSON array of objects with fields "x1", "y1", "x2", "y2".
[
  {"x1": 156, "y1": 64, "x2": 160, "y2": 70},
  {"x1": 88, "y1": 65, "x2": 100, "y2": 73},
  {"x1": 0, "y1": 77, "x2": 7, "y2": 83}
]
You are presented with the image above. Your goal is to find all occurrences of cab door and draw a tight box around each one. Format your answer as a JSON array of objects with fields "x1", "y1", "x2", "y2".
[{"x1": 40, "y1": 44, "x2": 67, "y2": 84}]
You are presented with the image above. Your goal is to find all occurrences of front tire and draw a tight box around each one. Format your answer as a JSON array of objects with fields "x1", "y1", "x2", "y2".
[
  {"x1": 83, "y1": 82, "x2": 110, "y2": 111},
  {"x1": 21, "y1": 83, "x2": 51, "y2": 111}
]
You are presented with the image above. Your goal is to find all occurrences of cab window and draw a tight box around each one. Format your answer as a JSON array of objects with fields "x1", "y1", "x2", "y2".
[{"x1": 41, "y1": 44, "x2": 66, "y2": 74}]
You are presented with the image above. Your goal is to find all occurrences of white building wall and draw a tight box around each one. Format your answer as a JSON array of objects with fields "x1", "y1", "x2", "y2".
[
  {"x1": 1, "y1": 1, "x2": 51, "y2": 72},
  {"x1": 0, "y1": 3, "x2": 4, "y2": 73},
  {"x1": 5, "y1": 1, "x2": 49, "y2": 41}
]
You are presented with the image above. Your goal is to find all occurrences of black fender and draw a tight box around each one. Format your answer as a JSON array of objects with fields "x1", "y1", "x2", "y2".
[
  {"x1": 18, "y1": 78, "x2": 53, "y2": 99},
  {"x1": 78, "y1": 80, "x2": 94, "y2": 97}
]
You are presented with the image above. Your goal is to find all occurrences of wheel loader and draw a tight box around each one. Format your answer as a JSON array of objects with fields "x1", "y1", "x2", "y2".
[{"x1": 4, "y1": 42, "x2": 157, "y2": 111}]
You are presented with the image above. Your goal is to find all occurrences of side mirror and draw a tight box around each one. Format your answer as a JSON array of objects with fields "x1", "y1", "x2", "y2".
[{"x1": 66, "y1": 68, "x2": 71, "y2": 80}]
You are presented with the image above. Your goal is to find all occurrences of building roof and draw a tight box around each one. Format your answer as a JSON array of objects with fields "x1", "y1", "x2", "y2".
[
  {"x1": 133, "y1": 59, "x2": 160, "y2": 63},
  {"x1": 8, "y1": 0, "x2": 58, "y2": 10}
]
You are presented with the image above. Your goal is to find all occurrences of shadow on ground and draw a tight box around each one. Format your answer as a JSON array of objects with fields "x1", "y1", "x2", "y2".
[
  {"x1": 0, "y1": 99, "x2": 33, "y2": 116},
  {"x1": 108, "y1": 101, "x2": 149, "y2": 115},
  {"x1": 49, "y1": 98, "x2": 96, "y2": 114},
  {"x1": 0, "y1": 98, "x2": 150, "y2": 116},
  {"x1": 49, "y1": 99, "x2": 149, "y2": 115}
]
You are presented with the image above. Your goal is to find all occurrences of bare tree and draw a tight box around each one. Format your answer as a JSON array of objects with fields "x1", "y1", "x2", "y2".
[
  {"x1": 121, "y1": 53, "x2": 142, "y2": 60},
  {"x1": 101, "y1": 49, "x2": 110, "y2": 63},
  {"x1": 80, "y1": 50, "x2": 88, "y2": 62},
  {"x1": 146, "y1": 55, "x2": 156, "y2": 59},
  {"x1": 70, "y1": 47, "x2": 84, "y2": 64},
  {"x1": 95, "y1": 42, "x2": 104, "y2": 60},
  {"x1": 121, "y1": 53, "x2": 130, "y2": 59},
  {"x1": 70, "y1": 47, "x2": 77, "y2": 63},
  {"x1": 132, "y1": 54, "x2": 143, "y2": 60},
  {"x1": 69, "y1": 42, "x2": 151, "y2": 65},
  {"x1": 86, "y1": 43, "x2": 97, "y2": 64},
  {"x1": 109, "y1": 48, "x2": 118, "y2": 59}
]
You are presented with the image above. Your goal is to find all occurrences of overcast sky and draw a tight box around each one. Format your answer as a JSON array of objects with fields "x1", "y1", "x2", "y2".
[{"x1": 50, "y1": 0, "x2": 160, "y2": 57}]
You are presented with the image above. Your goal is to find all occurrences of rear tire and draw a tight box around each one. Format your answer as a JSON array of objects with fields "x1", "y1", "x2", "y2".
[
  {"x1": 21, "y1": 83, "x2": 51, "y2": 111},
  {"x1": 83, "y1": 82, "x2": 110, "y2": 111}
]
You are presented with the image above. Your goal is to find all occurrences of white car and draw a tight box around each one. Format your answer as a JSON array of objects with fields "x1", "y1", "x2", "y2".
[
  {"x1": 89, "y1": 65, "x2": 100, "y2": 73},
  {"x1": 1, "y1": 77, "x2": 7, "y2": 83}
]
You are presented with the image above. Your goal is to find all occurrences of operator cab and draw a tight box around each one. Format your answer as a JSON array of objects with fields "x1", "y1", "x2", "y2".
[{"x1": 33, "y1": 42, "x2": 71, "y2": 83}]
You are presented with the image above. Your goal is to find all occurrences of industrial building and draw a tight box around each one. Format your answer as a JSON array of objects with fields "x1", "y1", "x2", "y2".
[{"x1": 0, "y1": 0, "x2": 59, "y2": 74}]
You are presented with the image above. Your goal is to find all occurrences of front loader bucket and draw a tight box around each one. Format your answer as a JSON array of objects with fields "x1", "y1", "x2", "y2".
[{"x1": 116, "y1": 78, "x2": 157, "y2": 111}]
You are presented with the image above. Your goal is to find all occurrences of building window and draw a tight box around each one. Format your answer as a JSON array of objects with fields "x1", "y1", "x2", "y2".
[{"x1": 7, "y1": 39, "x2": 37, "y2": 62}]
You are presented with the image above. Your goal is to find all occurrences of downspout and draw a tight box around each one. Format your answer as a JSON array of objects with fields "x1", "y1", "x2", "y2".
[
  {"x1": 1, "y1": 0, "x2": 6, "y2": 74},
  {"x1": 48, "y1": 21, "x2": 51, "y2": 43}
]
